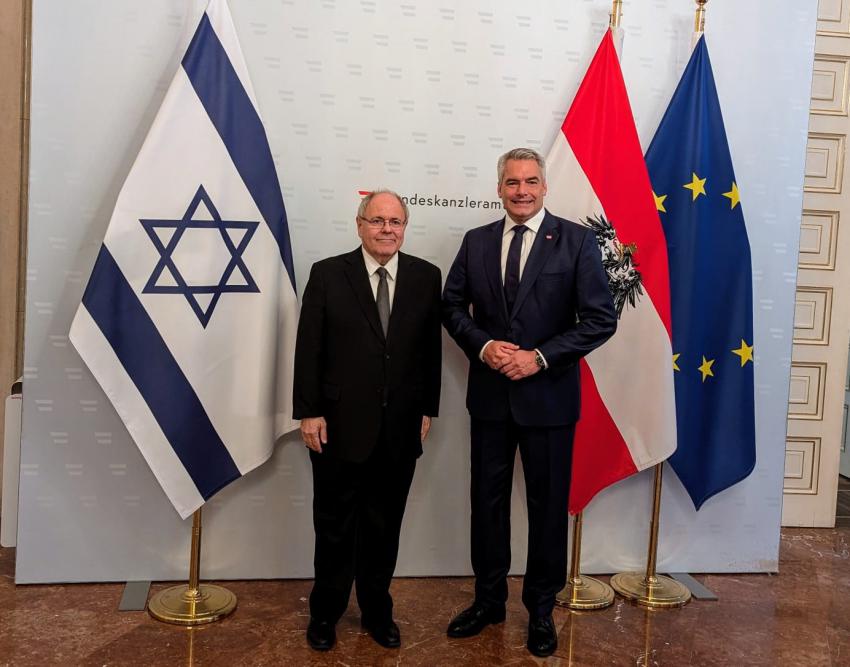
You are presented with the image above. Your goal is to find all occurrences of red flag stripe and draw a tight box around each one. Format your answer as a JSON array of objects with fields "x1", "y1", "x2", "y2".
[{"x1": 569, "y1": 360, "x2": 637, "y2": 512}]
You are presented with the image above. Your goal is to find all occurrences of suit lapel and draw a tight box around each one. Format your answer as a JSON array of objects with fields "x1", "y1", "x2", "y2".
[
  {"x1": 344, "y1": 249, "x2": 385, "y2": 342},
  {"x1": 484, "y1": 220, "x2": 509, "y2": 323},
  {"x1": 509, "y1": 212, "x2": 559, "y2": 320}
]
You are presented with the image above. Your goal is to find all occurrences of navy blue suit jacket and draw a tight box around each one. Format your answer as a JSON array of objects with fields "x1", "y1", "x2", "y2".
[{"x1": 442, "y1": 210, "x2": 617, "y2": 426}]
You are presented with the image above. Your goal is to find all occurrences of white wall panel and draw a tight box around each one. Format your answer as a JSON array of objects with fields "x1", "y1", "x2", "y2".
[{"x1": 17, "y1": 0, "x2": 817, "y2": 582}]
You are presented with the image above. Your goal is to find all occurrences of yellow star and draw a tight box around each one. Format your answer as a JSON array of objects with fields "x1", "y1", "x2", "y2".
[
  {"x1": 683, "y1": 172, "x2": 707, "y2": 201},
  {"x1": 698, "y1": 356, "x2": 715, "y2": 382},
  {"x1": 722, "y1": 182, "x2": 741, "y2": 209},
  {"x1": 732, "y1": 339, "x2": 754, "y2": 367},
  {"x1": 672, "y1": 353, "x2": 680, "y2": 371},
  {"x1": 653, "y1": 191, "x2": 667, "y2": 213}
]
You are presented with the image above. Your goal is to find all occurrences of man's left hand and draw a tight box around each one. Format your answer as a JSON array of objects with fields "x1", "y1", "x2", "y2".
[
  {"x1": 500, "y1": 349, "x2": 541, "y2": 381},
  {"x1": 421, "y1": 415, "x2": 432, "y2": 443}
]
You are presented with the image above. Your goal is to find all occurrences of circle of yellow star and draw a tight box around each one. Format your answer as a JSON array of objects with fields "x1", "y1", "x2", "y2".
[
  {"x1": 732, "y1": 339, "x2": 754, "y2": 366},
  {"x1": 653, "y1": 191, "x2": 668, "y2": 213},
  {"x1": 723, "y1": 182, "x2": 741, "y2": 209},
  {"x1": 672, "y1": 353, "x2": 680, "y2": 371},
  {"x1": 698, "y1": 356, "x2": 715, "y2": 382},
  {"x1": 684, "y1": 172, "x2": 707, "y2": 201}
]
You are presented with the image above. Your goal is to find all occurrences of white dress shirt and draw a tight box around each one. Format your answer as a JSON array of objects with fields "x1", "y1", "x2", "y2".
[
  {"x1": 479, "y1": 208, "x2": 549, "y2": 368},
  {"x1": 500, "y1": 207, "x2": 546, "y2": 281},
  {"x1": 362, "y1": 247, "x2": 398, "y2": 308}
]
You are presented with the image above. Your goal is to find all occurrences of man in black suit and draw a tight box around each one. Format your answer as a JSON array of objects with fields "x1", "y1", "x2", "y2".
[
  {"x1": 442, "y1": 148, "x2": 617, "y2": 657},
  {"x1": 293, "y1": 190, "x2": 442, "y2": 651}
]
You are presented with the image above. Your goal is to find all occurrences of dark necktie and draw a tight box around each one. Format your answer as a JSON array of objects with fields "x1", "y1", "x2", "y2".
[
  {"x1": 376, "y1": 267, "x2": 390, "y2": 336},
  {"x1": 503, "y1": 224, "x2": 528, "y2": 313}
]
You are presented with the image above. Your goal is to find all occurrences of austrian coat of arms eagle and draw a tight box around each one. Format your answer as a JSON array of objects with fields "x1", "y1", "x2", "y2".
[{"x1": 584, "y1": 213, "x2": 643, "y2": 319}]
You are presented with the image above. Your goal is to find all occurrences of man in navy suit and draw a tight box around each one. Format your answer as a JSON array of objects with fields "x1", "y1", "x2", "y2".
[{"x1": 442, "y1": 148, "x2": 616, "y2": 657}]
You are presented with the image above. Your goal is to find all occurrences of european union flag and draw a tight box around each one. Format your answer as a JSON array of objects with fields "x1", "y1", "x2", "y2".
[{"x1": 645, "y1": 36, "x2": 756, "y2": 510}]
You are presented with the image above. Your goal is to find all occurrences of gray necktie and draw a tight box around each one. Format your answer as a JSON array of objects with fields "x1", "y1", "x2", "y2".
[{"x1": 376, "y1": 267, "x2": 390, "y2": 336}]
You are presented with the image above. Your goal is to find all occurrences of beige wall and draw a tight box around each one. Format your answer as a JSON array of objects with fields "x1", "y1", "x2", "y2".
[
  {"x1": 782, "y1": 0, "x2": 850, "y2": 526},
  {"x1": 0, "y1": 0, "x2": 28, "y2": 462}
]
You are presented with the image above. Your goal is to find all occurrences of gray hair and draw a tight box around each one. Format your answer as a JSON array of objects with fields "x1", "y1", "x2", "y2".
[
  {"x1": 497, "y1": 147, "x2": 547, "y2": 184},
  {"x1": 357, "y1": 189, "x2": 409, "y2": 222}
]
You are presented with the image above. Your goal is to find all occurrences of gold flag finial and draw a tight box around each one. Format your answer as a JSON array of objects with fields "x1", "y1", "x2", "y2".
[
  {"x1": 610, "y1": 0, "x2": 623, "y2": 29},
  {"x1": 695, "y1": 0, "x2": 708, "y2": 33}
]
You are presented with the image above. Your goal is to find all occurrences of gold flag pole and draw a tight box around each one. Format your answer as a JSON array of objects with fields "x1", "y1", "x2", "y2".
[
  {"x1": 610, "y1": 0, "x2": 623, "y2": 29},
  {"x1": 555, "y1": 0, "x2": 626, "y2": 614},
  {"x1": 694, "y1": 0, "x2": 708, "y2": 34},
  {"x1": 148, "y1": 508, "x2": 237, "y2": 625},
  {"x1": 555, "y1": 511, "x2": 614, "y2": 609},
  {"x1": 609, "y1": 0, "x2": 709, "y2": 613},
  {"x1": 610, "y1": 464, "x2": 691, "y2": 608}
]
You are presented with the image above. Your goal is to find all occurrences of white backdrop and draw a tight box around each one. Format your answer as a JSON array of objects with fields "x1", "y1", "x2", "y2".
[{"x1": 17, "y1": 0, "x2": 816, "y2": 583}]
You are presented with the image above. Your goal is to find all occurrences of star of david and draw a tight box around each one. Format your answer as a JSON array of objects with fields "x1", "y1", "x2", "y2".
[{"x1": 141, "y1": 185, "x2": 260, "y2": 327}]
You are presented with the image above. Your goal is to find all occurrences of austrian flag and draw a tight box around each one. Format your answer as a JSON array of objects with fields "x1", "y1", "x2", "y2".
[{"x1": 545, "y1": 30, "x2": 678, "y2": 513}]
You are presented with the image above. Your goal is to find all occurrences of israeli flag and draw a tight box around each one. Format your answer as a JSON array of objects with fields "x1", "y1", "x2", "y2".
[{"x1": 69, "y1": 0, "x2": 298, "y2": 519}]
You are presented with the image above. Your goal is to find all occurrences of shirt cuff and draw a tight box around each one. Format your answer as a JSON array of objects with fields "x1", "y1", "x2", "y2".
[
  {"x1": 534, "y1": 348, "x2": 549, "y2": 370},
  {"x1": 479, "y1": 340, "x2": 495, "y2": 361}
]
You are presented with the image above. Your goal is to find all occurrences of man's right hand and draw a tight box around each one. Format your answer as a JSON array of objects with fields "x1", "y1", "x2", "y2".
[
  {"x1": 482, "y1": 340, "x2": 520, "y2": 371},
  {"x1": 300, "y1": 416, "x2": 328, "y2": 453}
]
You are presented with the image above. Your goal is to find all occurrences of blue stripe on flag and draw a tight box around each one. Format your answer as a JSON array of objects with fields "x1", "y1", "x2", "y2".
[
  {"x1": 182, "y1": 13, "x2": 296, "y2": 289},
  {"x1": 82, "y1": 246, "x2": 241, "y2": 500}
]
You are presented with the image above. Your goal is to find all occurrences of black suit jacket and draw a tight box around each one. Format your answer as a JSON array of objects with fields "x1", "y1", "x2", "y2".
[
  {"x1": 442, "y1": 210, "x2": 616, "y2": 426},
  {"x1": 293, "y1": 248, "x2": 442, "y2": 461}
]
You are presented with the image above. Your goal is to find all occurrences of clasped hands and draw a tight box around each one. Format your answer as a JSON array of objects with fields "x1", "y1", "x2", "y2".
[{"x1": 482, "y1": 341, "x2": 540, "y2": 380}]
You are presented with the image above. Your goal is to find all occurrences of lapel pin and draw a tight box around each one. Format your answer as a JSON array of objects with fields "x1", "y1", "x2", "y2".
[{"x1": 545, "y1": 234, "x2": 553, "y2": 240}]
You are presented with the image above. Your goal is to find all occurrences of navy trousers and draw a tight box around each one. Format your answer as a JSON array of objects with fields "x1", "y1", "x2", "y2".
[{"x1": 470, "y1": 416, "x2": 575, "y2": 619}]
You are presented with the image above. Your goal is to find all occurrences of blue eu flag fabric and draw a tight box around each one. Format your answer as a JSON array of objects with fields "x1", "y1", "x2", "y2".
[{"x1": 644, "y1": 36, "x2": 756, "y2": 510}]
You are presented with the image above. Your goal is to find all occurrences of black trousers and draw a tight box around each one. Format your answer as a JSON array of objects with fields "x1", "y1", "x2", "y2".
[
  {"x1": 470, "y1": 416, "x2": 575, "y2": 619},
  {"x1": 309, "y1": 433, "x2": 417, "y2": 624}
]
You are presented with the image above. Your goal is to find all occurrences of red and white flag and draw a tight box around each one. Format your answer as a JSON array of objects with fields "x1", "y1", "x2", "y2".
[{"x1": 545, "y1": 30, "x2": 677, "y2": 513}]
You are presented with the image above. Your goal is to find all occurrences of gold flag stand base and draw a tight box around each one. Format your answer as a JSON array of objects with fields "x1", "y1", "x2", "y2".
[
  {"x1": 610, "y1": 572, "x2": 691, "y2": 609},
  {"x1": 148, "y1": 583, "x2": 237, "y2": 626},
  {"x1": 610, "y1": 464, "x2": 691, "y2": 609},
  {"x1": 147, "y1": 508, "x2": 237, "y2": 626},
  {"x1": 556, "y1": 574, "x2": 615, "y2": 610},
  {"x1": 555, "y1": 511, "x2": 615, "y2": 610}
]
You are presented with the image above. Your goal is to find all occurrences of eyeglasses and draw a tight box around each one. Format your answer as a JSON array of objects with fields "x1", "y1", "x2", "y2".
[{"x1": 358, "y1": 216, "x2": 407, "y2": 229}]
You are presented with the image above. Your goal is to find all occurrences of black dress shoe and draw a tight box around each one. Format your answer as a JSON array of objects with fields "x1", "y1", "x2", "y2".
[
  {"x1": 446, "y1": 603, "x2": 507, "y2": 638},
  {"x1": 527, "y1": 616, "x2": 558, "y2": 657},
  {"x1": 361, "y1": 618, "x2": 401, "y2": 648},
  {"x1": 306, "y1": 618, "x2": 336, "y2": 651}
]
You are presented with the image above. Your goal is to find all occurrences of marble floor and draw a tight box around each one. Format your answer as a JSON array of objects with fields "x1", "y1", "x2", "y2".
[{"x1": 0, "y1": 527, "x2": 848, "y2": 666}]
